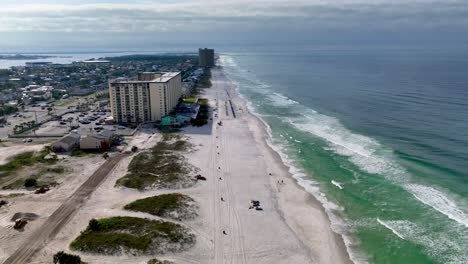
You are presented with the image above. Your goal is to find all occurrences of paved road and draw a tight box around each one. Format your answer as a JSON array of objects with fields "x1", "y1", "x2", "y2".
[{"x1": 3, "y1": 154, "x2": 125, "y2": 264}]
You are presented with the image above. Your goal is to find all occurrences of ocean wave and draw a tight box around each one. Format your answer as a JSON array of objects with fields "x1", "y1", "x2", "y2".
[
  {"x1": 377, "y1": 218, "x2": 405, "y2": 240},
  {"x1": 284, "y1": 106, "x2": 468, "y2": 229},
  {"x1": 405, "y1": 184, "x2": 468, "y2": 228},
  {"x1": 374, "y1": 219, "x2": 468, "y2": 264},
  {"x1": 268, "y1": 92, "x2": 299, "y2": 106}
]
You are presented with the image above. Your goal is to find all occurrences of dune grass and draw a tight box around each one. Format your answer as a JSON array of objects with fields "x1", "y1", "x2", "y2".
[
  {"x1": 124, "y1": 193, "x2": 197, "y2": 220},
  {"x1": 0, "y1": 148, "x2": 57, "y2": 177},
  {"x1": 116, "y1": 134, "x2": 196, "y2": 190},
  {"x1": 70, "y1": 216, "x2": 195, "y2": 255}
]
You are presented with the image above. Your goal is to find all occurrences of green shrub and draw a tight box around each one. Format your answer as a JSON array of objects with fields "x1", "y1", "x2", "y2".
[
  {"x1": 71, "y1": 149, "x2": 88, "y2": 157},
  {"x1": 53, "y1": 251, "x2": 82, "y2": 264},
  {"x1": 147, "y1": 259, "x2": 174, "y2": 264},
  {"x1": 89, "y1": 218, "x2": 100, "y2": 231},
  {"x1": 24, "y1": 178, "x2": 37, "y2": 188}
]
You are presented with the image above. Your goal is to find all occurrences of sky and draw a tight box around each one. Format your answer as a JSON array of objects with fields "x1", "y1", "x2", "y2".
[{"x1": 1, "y1": 0, "x2": 468, "y2": 52}]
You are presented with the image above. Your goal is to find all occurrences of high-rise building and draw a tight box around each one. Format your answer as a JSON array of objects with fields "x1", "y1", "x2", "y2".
[
  {"x1": 109, "y1": 72, "x2": 182, "y2": 123},
  {"x1": 199, "y1": 48, "x2": 215, "y2": 67}
]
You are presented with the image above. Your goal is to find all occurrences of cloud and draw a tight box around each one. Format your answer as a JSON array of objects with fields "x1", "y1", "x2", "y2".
[{"x1": 1, "y1": 0, "x2": 468, "y2": 33}]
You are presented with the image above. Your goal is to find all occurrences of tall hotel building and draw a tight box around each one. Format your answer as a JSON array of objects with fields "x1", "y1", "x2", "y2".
[
  {"x1": 199, "y1": 48, "x2": 215, "y2": 67},
  {"x1": 109, "y1": 72, "x2": 182, "y2": 123}
]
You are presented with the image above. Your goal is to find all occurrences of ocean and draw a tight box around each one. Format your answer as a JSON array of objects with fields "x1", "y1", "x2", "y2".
[{"x1": 219, "y1": 49, "x2": 468, "y2": 264}]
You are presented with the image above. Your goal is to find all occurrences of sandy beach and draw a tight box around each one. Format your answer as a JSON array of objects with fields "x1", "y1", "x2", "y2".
[{"x1": 0, "y1": 66, "x2": 351, "y2": 264}]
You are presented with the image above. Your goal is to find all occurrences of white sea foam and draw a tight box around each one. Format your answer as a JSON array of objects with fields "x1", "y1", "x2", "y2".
[
  {"x1": 332, "y1": 180, "x2": 344, "y2": 190},
  {"x1": 405, "y1": 184, "x2": 468, "y2": 228},
  {"x1": 284, "y1": 105, "x2": 468, "y2": 229},
  {"x1": 268, "y1": 92, "x2": 299, "y2": 106},
  {"x1": 377, "y1": 218, "x2": 405, "y2": 240},
  {"x1": 374, "y1": 219, "x2": 468, "y2": 264}
]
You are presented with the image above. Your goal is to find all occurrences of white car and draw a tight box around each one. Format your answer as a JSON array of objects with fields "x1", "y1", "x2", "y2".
[{"x1": 23, "y1": 138, "x2": 33, "y2": 143}]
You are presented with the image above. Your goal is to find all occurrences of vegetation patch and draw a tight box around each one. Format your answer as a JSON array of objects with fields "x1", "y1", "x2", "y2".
[
  {"x1": 182, "y1": 97, "x2": 197, "y2": 104},
  {"x1": 70, "y1": 217, "x2": 195, "y2": 255},
  {"x1": 45, "y1": 166, "x2": 66, "y2": 174},
  {"x1": 71, "y1": 149, "x2": 90, "y2": 157},
  {"x1": 2, "y1": 165, "x2": 65, "y2": 190},
  {"x1": 116, "y1": 135, "x2": 197, "y2": 190},
  {"x1": 0, "y1": 148, "x2": 57, "y2": 178},
  {"x1": 191, "y1": 98, "x2": 210, "y2": 127},
  {"x1": 53, "y1": 251, "x2": 84, "y2": 264},
  {"x1": 148, "y1": 259, "x2": 174, "y2": 264},
  {"x1": 124, "y1": 193, "x2": 198, "y2": 220},
  {"x1": 24, "y1": 177, "x2": 37, "y2": 188}
]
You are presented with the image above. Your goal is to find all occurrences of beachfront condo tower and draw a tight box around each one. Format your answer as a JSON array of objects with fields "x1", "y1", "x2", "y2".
[
  {"x1": 199, "y1": 48, "x2": 215, "y2": 67},
  {"x1": 109, "y1": 72, "x2": 182, "y2": 123}
]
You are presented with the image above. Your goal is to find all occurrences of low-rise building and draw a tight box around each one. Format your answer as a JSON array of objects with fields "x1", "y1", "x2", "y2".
[
  {"x1": 79, "y1": 130, "x2": 114, "y2": 151},
  {"x1": 52, "y1": 133, "x2": 81, "y2": 152}
]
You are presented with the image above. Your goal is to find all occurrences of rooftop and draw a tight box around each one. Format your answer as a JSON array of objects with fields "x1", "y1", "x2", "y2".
[{"x1": 110, "y1": 72, "x2": 180, "y2": 84}]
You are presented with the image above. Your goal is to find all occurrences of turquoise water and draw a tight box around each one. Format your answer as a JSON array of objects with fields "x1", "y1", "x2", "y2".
[{"x1": 219, "y1": 49, "x2": 468, "y2": 264}]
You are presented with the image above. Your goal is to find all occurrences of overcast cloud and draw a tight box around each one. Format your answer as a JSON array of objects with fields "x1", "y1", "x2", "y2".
[{"x1": 1, "y1": 0, "x2": 467, "y2": 51}]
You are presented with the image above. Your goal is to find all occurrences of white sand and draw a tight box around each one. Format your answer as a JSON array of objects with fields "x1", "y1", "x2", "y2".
[
  {"x1": 0, "y1": 155, "x2": 106, "y2": 263},
  {"x1": 0, "y1": 68, "x2": 351, "y2": 264},
  {"x1": 0, "y1": 143, "x2": 47, "y2": 165}
]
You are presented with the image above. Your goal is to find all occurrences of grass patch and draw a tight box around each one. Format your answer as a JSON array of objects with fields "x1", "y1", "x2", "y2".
[
  {"x1": 0, "y1": 148, "x2": 57, "y2": 177},
  {"x1": 182, "y1": 97, "x2": 197, "y2": 104},
  {"x1": 70, "y1": 149, "x2": 89, "y2": 157},
  {"x1": 46, "y1": 166, "x2": 66, "y2": 174},
  {"x1": 0, "y1": 193, "x2": 25, "y2": 198},
  {"x1": 70, "y1": 216, "x2": 195, "y2": 255},
  {"x1": 124, "y1": 193, "x2": 197, "y2": 220},
  {"x1": 116, "y1": 135, "x2": 197, "y2": 190}
]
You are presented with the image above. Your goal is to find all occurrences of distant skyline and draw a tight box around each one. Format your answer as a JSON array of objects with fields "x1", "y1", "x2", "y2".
[{"x1": 1, "y1": 0, "x2": 468, "y2": 52}]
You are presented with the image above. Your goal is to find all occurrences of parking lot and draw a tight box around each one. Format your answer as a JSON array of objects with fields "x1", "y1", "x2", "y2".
[
  {"x1": 1, "y1": 98, "x2": 135, "y2": 142},
  {"x1": 20, "y1": 109, "x2": 135, "y2": 138}
]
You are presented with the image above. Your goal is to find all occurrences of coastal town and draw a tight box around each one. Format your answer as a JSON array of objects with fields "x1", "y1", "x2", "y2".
[{"x1": 0, "y1": 48, "x2": 349, "y2": 264}]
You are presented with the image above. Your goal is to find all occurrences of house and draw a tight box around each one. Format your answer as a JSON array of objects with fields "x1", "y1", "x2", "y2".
[
  {"x1": 52, "y1": 133, "x2": 81, "y2": 152},
  {"x1": 80, "y1": 134, "x2": 109, "y2": 151}
]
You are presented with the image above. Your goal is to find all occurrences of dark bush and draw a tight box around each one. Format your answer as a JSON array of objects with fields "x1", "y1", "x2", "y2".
[
  {"x1": 53, "y1": 251, "x2": 82, "y2": 264},
  {"x1": 24, "y1": 178, "x2": 37, "y2": 188},
  {"x1": 89, "y1": 218, "x2": 100, "y2": 231}
]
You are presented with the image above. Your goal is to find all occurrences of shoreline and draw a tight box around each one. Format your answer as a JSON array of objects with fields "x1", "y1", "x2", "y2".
[{"x1": 215, "y1": 66, "x2": 353, "y2": 263}]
